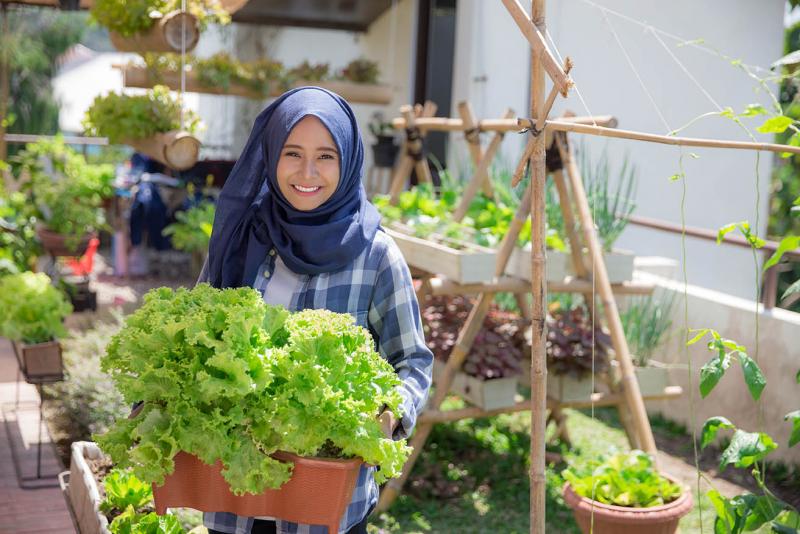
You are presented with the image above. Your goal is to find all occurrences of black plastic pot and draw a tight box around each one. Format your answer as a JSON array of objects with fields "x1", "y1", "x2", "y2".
[{"x1": 371, "y1": 136, "x2": 399, "y2": 168}]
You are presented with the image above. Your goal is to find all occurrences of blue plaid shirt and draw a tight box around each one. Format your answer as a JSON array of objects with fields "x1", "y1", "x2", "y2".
[{"x1": 202, "y1": 229, "x2": 433, "y2": 534}]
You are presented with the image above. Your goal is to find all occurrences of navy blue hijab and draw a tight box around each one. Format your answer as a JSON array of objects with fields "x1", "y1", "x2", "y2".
[{"x1": 207, "y1": 87, "x2": 381, "y2": 288}]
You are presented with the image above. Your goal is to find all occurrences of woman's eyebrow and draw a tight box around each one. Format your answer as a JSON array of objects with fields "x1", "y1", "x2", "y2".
[{"x1": 283, "y1": 143, "x2": 338, "y2": 153}]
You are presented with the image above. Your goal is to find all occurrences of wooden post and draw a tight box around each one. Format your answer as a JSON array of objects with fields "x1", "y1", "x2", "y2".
[
  {"x1": 389, "y1": 103, "x2": 435, "y2": 203},
  {"x1": 0, "y1": 3, "x2": 8, "y2": 162},
  {"x1": 453, "y1": 109, "x2": 515, "y2": 222},
  {"x1": 527, "y1": 2, "x2": 548, "y2": 533},
  {"x1": 109, "y1": 11, "x2": 200, "y2": 54},
  {"x1": 127, "y1": 131, "x2": 200, "y2": 171},
  {"x1": 555, "y1": 131, "x2": 658, "y2": 456},
  {"x1": 457, "y1": 101, "x2": 493, "y2": 198}
]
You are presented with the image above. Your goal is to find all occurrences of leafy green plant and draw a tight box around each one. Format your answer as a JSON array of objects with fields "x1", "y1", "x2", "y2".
[
  {"x1": 686, "y1": 330, "x2": 766, "y2": 401},
  {"x1": 13, "y1": 137, "x2": 111, "y2": 247},
  {"x1": 0, "y1": 272, "x2": 72, "y2": 344},
  {"x1": 579, "y1": 149, "x2": 637, "y2": 252},
  {"x1": 0, "y1": 189, "x2": 41, "y2": 275},
  {"x1": 83, "y1": 85, "x2": 200, "y2": 143},
  {"x1": 338, "y1": 58, "x2": 380, "y2": 84},
  {"x1": 546, "y1": 305, "x2": 611, "y2": 379},
  {"x1": 109, "y1": 507, "x2": 183, "y2": 534},
  {"x1": 101, "y1": 468, "x2": 153, "y2": 515},
  {"x1": 368, "y1": 111, "x2": 395, "y2": 139},
  {"x1": 287, "y1": 60, "x2": 330, "y2": 83},
  {"x1": 90, "y1": 0, "x2": 230, "y2": 37},
  {"x1": 620, "y1": 294, "x2": 675, "y2": 366},
  {"x1": 562, "y1": 449, "x2": 682, "y2": 508},
  {"x1": 96, "y1": 285, "x2": 410, "y2": 495},
  {"x1": 162, "y1": 202, "x2": 215, "y2": 255}
]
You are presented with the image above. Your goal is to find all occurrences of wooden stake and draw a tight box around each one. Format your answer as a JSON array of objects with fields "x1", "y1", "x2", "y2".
[
  {"x1": 530, "y1": 118, "x2": 800, "y2": 157},
  {"x1": 0, "y1": 4, "x2": 8, "y2": 162},
  {"x1": 388, "y1": 103, "x2": 436, "y2": 203},
  {"x1": 555, "y1": 131, "x2": 658, "y2": 456},
  {"x1": 500, "y1": 0, "x2": 572, "y2": 96},
  {"x1": 127, "y1": 131, "x2": 200, "y2": 171},
  {"x1": 457, "y1": 101, "x2": 493, "y2": 198},
  {"x1": 454, "y1": 109, "x2": 515, "y2": 221},
  {"x1": 391, "y1": 114, "x2": 618, "y2": 132}
]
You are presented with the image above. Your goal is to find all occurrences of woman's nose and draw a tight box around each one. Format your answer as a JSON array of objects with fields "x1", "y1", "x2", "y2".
[{"x1": 302, "y1": 158, "x2": 319, "y2": 179}]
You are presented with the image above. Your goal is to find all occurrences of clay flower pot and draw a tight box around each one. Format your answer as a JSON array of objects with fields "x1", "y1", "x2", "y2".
[
  {"x1": 152, "y1": 451, "x2": 362, "y2": 533},
  {"x1": 562, "y1": 478, "x2": 693, "y2": 534},
  {"x1": 36, "y1": 227, "x2": 96, "y2": 257}
]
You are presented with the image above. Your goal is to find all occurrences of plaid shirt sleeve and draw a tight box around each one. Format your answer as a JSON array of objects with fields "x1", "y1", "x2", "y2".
[{"x1": 368, "y1": 237, "x2": 433, "y2": 439}]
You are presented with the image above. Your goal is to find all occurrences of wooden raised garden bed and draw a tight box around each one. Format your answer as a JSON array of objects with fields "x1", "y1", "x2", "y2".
[
  {"x1": 385, "y1": 225, "x2": 497, "y2": 284},
  {"x1": 12, "y1": 339, "x2": 63, "y2": 383},
  {"x1": 62, "y1": 441, "x2": 112, "y2": 534},
  {"x1": 508, "y1": 247, "x2": 634, "y2": 283},
  {"x1": 118, "y1": 65, "x2": 393, "y2": 105}
]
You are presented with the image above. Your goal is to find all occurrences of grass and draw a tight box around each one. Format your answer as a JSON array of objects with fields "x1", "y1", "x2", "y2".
[{"x1": 368, "y1": 400, "x2": 778, "y2": 534}]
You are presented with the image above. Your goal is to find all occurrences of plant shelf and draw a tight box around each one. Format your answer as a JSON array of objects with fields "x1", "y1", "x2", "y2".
[{"x1": 432, "y1": 359, "x2": 519, "y2": 411}]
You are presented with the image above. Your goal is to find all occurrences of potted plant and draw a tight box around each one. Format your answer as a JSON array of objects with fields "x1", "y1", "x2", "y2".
[
  {"x1": 95, "y1": 285, "x2": 411, "y2": 532},
  {"x1": 339, "y1": 58, "x2": 380, "y2": 85},
  {"x1": 162, "y1": 200, "x2": 215, "y2": 277},
  {"x1": 619, "y1": 293, "x2": 675, "y2": 396},
  {"x1": 90, "y1": 0, "x2": 231, "y2": 53},
  {"x1": 423, "y1": 294, "x2": 524, "y2": 410},
  {"x1": 0, "y1": 272, "x2": 72, "y2": 382},
  {"x1": 0, "y1": 188, "x2": 41, "y2": 275},
  {"x1": 562, "y1": 449, "x2": 693, "y2": 534},
  {"x1": 83, "y1": 86, "x2": 202, "y2": 171},
  {"x1": 581, "y1": 150, "x2": 638, "y2": 283},
  {"x1": 546, "y1": 305, "x2": 611, "y2": 402},
  {"x1": 14, "y1": 137, "x2": 111, "y2": 256},
  {"x1": 369, "y1": 112, "x2": 399, "y2": 169}
]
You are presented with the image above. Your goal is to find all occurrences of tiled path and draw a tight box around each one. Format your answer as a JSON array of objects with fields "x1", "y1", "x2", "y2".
[{"x1": 0, "y1": 338, "x2": 75, "y2": 533}]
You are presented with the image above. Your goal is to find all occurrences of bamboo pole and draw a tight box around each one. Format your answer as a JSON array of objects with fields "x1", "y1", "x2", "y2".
[
  {"x1": 500, "y1": 0, "x2": 571, "y2": 96},
  {"x1": 527, "y1": 2, "x2": 547, "y2": 532},
  {"x1": 0, "y1": 4, "x2": 8, "y2": 162},
  {"x1": 555, "y1": 131, "x2": 658, "y2": 456},
  {"x1": 127, "y1": 131, "x2": 200, "y2": 171},
  {"x1": 530, "y1": 119, "x2": 800, "y2": 157},
  {"x1": 457, "y1": 101, "x2": 493, "y2": 198},
  {"x1": 454, "y1": 109, "x2": 515, "y2": 221},
  {"x1": 425, "y1": 274, "x2": 654, "y2": 297},
  {"x1": 391, "y1": 114, "x2": 618, "y2": 132},
  {"x1": 388, "y1": 103, "x2": 436, "y2": 203}
]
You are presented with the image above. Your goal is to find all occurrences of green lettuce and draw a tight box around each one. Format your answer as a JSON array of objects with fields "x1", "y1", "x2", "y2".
[{"x1": 96, "y1": 284, "x2": 409, "y2": 495}]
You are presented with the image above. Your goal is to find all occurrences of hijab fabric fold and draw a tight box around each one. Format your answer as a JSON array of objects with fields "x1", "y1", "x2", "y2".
[{"x1": 207, "y1": 86, "x2": 381, "y2": 288}]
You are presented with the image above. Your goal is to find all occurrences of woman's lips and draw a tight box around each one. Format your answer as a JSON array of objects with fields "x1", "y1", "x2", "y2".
[{"x1": 292, "y1": 184, "x2": 322, "y2": 196}]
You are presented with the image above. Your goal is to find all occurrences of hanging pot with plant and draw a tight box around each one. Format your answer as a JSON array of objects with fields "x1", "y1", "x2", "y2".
[
  {"x1": 83, "y1": 86, "x2": 202, "y2": 171},
  {"x1": 0, "y1": 272, "x2": 72, "y2": 383}
]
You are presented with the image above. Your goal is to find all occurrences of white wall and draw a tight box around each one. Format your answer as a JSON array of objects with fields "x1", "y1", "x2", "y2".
[{"x1": 450, "y1": 0, "x2": 784, "y2": 301}]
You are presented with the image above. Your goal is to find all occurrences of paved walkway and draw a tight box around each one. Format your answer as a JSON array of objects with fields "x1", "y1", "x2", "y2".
[{"x1": 0, "y1": 338, "x2": 76, "y2": 533}]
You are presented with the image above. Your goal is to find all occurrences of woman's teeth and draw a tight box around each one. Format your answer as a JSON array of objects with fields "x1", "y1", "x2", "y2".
[{"x1": 293, "y1": 184, "x2": 320, "y2": 193}]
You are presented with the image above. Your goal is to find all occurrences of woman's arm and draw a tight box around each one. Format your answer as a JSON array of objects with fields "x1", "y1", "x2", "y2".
[{"x1": 369, "y1": 242, "x2": 433, "y2": 440}]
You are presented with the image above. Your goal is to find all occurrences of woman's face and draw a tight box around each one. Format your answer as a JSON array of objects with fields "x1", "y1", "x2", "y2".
[{"x1": 276, "y1": 115, "x2": 341, "y2": 211}]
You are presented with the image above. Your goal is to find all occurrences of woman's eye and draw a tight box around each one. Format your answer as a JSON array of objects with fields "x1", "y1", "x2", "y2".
[
  {"x1": 284, "y1": 151, "x2": 300, "y2": 158},
  {"x1": 320, "y1": 154, "x2": 335, "y2": 160}
]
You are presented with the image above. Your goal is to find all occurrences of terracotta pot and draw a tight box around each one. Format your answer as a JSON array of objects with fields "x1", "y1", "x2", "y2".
[
  {"x1": 36, "y1": 227, "x2": 96, "y2": 257},
  {"x1": 12, "y1": 339, "x2": 63, "y2": 383},
  {"x1": 152, "y1": 451, "x2": 362, "y2": 533},
  {"x1": 563, "y1": 479, "x2": 693, "y2": 534}
]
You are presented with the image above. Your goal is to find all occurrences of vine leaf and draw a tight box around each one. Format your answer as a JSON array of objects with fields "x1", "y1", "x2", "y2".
[
  {"x1": 782, "y1": 279, "x2": 800, "y2": 301},
  {"x1": 719, "y1": 429, "x2": 777, "y2": 471},
  {"x1": 763, "y1": 236, "x2": 800, "y2": 271},
  {"x1": 738, "y1": 353, "x2": 766, "y2": 401},
  {"x1": 708, "y1": 489, "x2": 740, "y2": 533},
  {"x1": 701, "y1": 416, "x2": 736, "y2": 448},
  {"x1": 757, "y1": 115, "x2": 794, "y2": 134},
  {"x1": 687, "y1": 328, "x2": 713, "y2": 346},
  {"x1": 718, "y1": 222, "x2": 739, "y2": 244},
  {"x1": 786, "y1": 410, "x2": 800, "y2": 448},
  {"x1": 740, "y1": 104, "x2": 768, "y2": 118},
  {"x1": 700, "y1": 353, "x2": 730, "y2": 398}
]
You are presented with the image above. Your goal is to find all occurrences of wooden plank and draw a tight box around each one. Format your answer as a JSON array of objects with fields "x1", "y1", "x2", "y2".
[{"x1": 424, "y1": 275, "x2": 654, "y2": 296}]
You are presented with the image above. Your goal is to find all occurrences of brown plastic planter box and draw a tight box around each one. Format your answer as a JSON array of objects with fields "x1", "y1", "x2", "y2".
[
  {"x1": 12, "y1": 340, "x2": 63, "y2": 383},
  {"x1": 152, "y1": 451, "x2": 362, "y2": 533},
  {"x1": 36, "y1": 227, "x2": 96, "y2": 257},
  {"x1": 563, "y1": 478, "x2": 693, "y2": 534}
]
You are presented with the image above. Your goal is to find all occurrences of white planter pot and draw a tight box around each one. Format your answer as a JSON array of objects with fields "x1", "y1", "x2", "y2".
[
  {"x1": 65, "y1": 441, "x2": 111, "y2": 534},
  {"x1": 599, "y1": 249, "x2": 635, "y2": 283},
  {"x1": 507, "y1": 247, "x2": 570, "y2": 283},
  {"x1": 634, "y1": 363, "x2": 670, "y2": 396},
  {"x1": 433, "y1": 359, "x2": 518, "y2": 410},
  {"x1": 547, "y1": 374, "x2": 594, "y2": 403}
]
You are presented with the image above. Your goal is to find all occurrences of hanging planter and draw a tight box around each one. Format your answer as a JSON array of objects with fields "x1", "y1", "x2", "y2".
[
  {"x1": 127, "y1": 131, "x2": 201, "y2": 171},
  {"x1": 109, "y1": 11, "x2": 200, "y2": 53},
  {"x1": 299, "y1": 80, "x2": 392, "y2": 105},
  {"x1": 152, "y1": 451, "x2": 361, "y2": 534}
]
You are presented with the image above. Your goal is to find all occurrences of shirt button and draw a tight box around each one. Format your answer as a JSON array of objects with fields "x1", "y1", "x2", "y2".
[
  {"x1": 269, "y1": 249, "x2": 276, "y2": 256},
  {"x1": 264, "y1": 271, "x2": 271, "y2": 278}
]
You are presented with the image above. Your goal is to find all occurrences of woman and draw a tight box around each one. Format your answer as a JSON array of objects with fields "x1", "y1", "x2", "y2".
[{"x1": 201, "y1": 86, "x2": 433, "y2": 534}]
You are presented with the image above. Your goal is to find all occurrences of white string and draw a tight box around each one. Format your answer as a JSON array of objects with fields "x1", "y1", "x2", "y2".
[
  {"x1": 600, "y1": 12, "x2": 673, "y2": 133},
  {"x1": 180, "y1": 0, "x2": 187, "y2": 131},
  {"x1": 387, "y1": 0, "x2": 398, "y2": 92},
  {"x1": 544, "y1": 29, "x2": 597, "y2": 128},
  {"x1": 577, "y1": 0, "x2": 773, "y2": 76}
]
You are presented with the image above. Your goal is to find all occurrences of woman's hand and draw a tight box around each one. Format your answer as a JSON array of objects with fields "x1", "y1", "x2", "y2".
[{"x1": 377, "y1": 408, "x2": 397, "y2": 439}]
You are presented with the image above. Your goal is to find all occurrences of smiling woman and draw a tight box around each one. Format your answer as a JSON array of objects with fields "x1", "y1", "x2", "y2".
[{"x1": 277, "y1": 116, "x2": 341, "y2": 211}]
